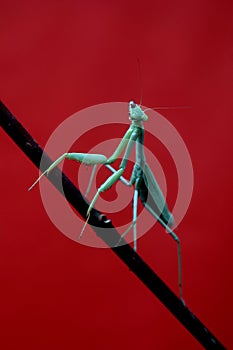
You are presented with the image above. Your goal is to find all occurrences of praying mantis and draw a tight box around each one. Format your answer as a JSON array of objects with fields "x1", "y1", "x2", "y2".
[{"x1": 29, "y1": 100, "x2": 183, "y2": 300}]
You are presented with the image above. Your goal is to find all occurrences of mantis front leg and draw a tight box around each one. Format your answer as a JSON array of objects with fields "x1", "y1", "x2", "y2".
[
  {"x1": 79, "y1": 167, "x2": 124, "y2": 239},
  {"x1": 28, "y1": 153, "x2": 107, "y2": 191},
  {"x1": 80, "y1": 127, "x2": 141, "y2": 237},
  {"x1": 86, "y1": 127, "x2": 140, "y2": 214},
  {"x1": 84, "y1": 127, "x2": 134, "y2": 196},
  {"x1": 28, "y1": 126, "x2": 134, "y2": 192}
]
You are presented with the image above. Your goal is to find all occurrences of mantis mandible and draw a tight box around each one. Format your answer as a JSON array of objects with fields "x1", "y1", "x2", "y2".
[{"x1": 29, "y1": 101, "x2": 183, "y2": 300}]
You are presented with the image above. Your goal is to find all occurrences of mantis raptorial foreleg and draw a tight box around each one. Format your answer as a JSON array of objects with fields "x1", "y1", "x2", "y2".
[
  {"x1": 85, "y1": 162, "x2": 131, "y2": 198},
  {"x1": 86, "y1": 168, "x2": 124, "y2": 217},
  {"x1": 80, "y1": 128, "x2": 140, "y2": 237},
  {"x1": 105, "y1": 164, "x2": 132, "y2": 186},
  {"x1": 79, "y1": 167, "x2": 124, "y2": 239},
  {"x1": 28, "y1": 153, "x2": 107, "y2": 191},
  {"x1": 85, "y1": 128, "x2": 135, "y2": 196},
  {"x1": 84, "y1": 128, "x2": 139, "y2": 217}
]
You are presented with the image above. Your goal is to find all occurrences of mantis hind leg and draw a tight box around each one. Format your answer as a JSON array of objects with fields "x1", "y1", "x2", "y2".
[
  {"x1": 143, "y1": 201, "x2": 183, "y2": 300},
  {"x1": 79, "y1": 168, "x2": 125, "y2": 238},
  {"x1": 28, "y1": 153, "x2": 68, "y2": 191}
]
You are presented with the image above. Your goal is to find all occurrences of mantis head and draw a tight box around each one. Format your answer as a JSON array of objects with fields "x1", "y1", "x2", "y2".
[{"x1": 129, "y1": 101, "x2": 148, "y2": 122}]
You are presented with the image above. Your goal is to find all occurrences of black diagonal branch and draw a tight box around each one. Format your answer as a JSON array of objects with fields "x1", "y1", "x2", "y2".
[{"x1": 0, "y1": 100, "x2": 226, "y2": 349}]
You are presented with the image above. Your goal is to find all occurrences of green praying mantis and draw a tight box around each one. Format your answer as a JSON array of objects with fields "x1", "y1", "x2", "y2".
[{"x1": 29, "y1": 101, "x2": 183, "y2": 300}]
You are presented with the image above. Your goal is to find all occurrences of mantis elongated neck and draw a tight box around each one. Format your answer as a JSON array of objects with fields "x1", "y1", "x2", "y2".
[{"x1": 132, "y1": 120, "x2": 143, "y2": 127}]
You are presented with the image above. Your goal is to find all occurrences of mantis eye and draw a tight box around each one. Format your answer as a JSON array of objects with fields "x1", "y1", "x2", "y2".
[{"x1": 129, "y1": 101, "x2": 136, "y2": 108}]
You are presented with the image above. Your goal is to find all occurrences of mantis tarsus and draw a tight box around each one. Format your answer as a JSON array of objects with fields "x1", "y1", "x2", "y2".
[{"x1": 29, "y1": 101, "x2": 183, "y2": 300}]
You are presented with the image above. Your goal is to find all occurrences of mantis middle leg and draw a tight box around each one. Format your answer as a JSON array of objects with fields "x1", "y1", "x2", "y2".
[
  {"x1": 80, "y1": 128, "x2": 141, "y2": 236},
  {"x1": 28, "y1": 125, "x2": 135, "y2": 192}
]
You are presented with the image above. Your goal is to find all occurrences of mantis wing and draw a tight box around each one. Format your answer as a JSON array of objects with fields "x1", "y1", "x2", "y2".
[{"x1": 140, "y1": 163, "x2": 174, "y2": 228}]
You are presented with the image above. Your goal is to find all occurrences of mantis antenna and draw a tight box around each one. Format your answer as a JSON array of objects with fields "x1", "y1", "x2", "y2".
[
  {"x1": 137, "y1": 57, "x2": 143, "y2": 106},
  {"x1": 143, "y1": 106, "x2": 191, "y2": 112},
  {"x1": 136, "y1": 59, "x2": 191, "y2": 112}
]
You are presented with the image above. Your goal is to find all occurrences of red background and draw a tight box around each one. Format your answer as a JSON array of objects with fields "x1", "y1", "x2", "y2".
[{"x1": 1, "y1": 1, "x2": 232, "y2": 349}]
